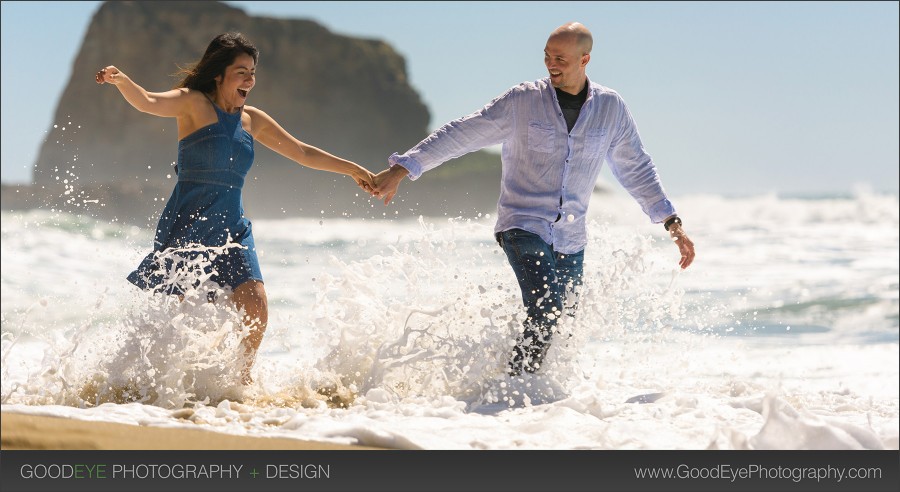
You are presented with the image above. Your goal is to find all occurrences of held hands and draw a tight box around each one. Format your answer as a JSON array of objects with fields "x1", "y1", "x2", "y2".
[
  {"x1": 668, "y1": 223, "x2": 695, "y2": 269},
  {"x1": 352, "y1": 167, "x2": 377, "y2": 195},
  {"x1": 95, "y1": 66, "x2": 123, "y2": 85},
  {"x1": 371, "y1": 166, "x2": 408, "y2": 205}
]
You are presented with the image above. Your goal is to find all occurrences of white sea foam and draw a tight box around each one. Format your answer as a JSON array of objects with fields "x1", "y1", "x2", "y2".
[{"x1": 1, "y1": 191, "x2": 898, "y2": 449}]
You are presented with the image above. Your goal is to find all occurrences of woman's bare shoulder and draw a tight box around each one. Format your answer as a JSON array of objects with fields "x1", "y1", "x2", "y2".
[
  {"x1": 181, "y1": 89, "x2": 215, "y2": 115},
  {"x1": 175, "y1": 89, "x2": 216, "y2": 138},
  {"x1": 243, "y1": 105, "x2": 274, "y2": 123},
  {"x1": 180, "y1": 88, "x2": 209, "y2": 103}
]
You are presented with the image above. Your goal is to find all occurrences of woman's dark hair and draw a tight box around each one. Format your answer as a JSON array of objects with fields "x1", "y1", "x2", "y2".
[{"x1": 174, "y1": 32, "x2": 259, "y2": 93}]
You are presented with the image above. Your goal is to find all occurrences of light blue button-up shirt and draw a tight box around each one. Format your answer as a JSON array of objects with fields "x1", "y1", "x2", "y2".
[{"x1": 389, "y1": 76, "x2": 676, "y2": 254}]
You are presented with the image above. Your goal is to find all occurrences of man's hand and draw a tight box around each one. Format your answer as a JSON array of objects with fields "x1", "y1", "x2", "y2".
[
  {"x1": 668, "y1": 224, "x2": 695, "y2": 269},
  {"x1": 373, "y1": 165, "x2": 408, "y2": 205}
]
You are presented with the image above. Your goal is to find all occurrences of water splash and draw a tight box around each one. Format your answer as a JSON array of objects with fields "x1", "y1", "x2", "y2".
[
  {"x1": 3, "y1": 243, "x2": 258, "y2": 408},
  {"x1": 304, "y1": 217, "x2": 690, "y2": 410}
]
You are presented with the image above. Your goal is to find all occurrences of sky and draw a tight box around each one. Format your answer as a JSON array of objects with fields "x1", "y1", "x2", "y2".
[{"x1": 1, "y1": 1, "x2": 898, "y2": 196}]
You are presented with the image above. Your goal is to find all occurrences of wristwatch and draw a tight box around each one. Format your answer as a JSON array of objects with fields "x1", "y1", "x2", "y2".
[{"x1": 664, "y1": 216, "x2": 682, "y2": 231}]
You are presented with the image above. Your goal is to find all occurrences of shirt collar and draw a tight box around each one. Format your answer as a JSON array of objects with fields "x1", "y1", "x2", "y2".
[{"x1": 545, "y1": 75, "x2": 594, "y2": 104}]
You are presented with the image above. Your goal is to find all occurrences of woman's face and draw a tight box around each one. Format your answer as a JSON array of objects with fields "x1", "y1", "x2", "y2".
[{"x1": 216, "y1": 53, "x2": 256, "y2": 109}]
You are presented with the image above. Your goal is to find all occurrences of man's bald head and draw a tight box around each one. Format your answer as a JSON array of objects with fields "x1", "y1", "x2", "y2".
[{"x1": 549, "y1": 22, "x2": 593, "y2": 56}]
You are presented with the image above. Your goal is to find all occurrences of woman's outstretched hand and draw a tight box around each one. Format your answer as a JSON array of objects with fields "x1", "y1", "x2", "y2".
[
  {"x1": 95, "y1": 66, "x2": 124, "y2": 85},
  {"x1": 353, "y1": 168, "x2": 377, "y2": 195}
]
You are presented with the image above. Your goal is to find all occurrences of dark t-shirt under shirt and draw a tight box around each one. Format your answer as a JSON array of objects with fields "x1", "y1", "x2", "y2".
[{"x1": 556, "y1": 83, "x2": 589, "y2": 133}]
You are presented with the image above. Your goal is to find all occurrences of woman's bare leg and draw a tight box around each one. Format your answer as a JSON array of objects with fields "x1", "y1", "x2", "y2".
[{"x1": 231, "y1": 280, "x2": 268, "y2": 384}]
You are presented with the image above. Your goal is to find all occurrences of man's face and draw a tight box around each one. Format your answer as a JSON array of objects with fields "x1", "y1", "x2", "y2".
[{"x1": 544, "y1": 34, "x2": 588, "y2": 94}]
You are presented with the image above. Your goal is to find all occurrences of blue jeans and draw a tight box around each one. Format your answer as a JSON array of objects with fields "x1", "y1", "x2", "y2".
[{"x1": 497, "y1": 229, "x2": 584, "y2": 375}]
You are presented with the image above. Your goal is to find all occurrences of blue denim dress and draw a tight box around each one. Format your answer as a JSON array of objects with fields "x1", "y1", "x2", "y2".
[{"x1": 127, "y1": 97, "x2": 263, "y2": 295}]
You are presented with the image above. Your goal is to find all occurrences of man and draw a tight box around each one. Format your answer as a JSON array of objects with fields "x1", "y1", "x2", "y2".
[{"x1": 374, "y1": 22, "x2": 695, "y2": 376}]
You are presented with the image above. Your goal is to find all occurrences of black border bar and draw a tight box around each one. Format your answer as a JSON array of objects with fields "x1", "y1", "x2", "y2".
[{"x1": 2, "y1": 450, "x2": 898, "y2": 492}]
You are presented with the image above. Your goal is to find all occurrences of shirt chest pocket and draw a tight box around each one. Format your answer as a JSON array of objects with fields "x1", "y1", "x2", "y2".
[
  {"x1": 527, "y1": 122, "x2": 556, "y2": 154},
  {"x1": 584, "y1": 128, "x2": 608, "y2": 158}
]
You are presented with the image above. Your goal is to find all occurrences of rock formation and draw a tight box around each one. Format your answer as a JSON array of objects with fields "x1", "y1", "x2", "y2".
[{"x1": 26, "y1": 1, "x2": 500, "y2": 226}]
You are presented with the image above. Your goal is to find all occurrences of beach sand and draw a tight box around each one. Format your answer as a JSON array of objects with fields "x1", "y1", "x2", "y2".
[{"x1": 0, "y1": 412, "x2": 380, "y2": 450}]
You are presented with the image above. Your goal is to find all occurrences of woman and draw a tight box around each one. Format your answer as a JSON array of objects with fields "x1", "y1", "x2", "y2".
[{"x1": 96, "y1": 32, "x2": 375, "y2": 384}]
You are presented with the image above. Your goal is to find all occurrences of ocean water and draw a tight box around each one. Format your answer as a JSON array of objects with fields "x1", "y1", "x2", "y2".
[{"x1": 1, "y1": 190, "x2": 898, "y2": 449}]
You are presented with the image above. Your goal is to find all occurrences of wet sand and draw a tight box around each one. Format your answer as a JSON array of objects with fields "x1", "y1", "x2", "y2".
[{"x1": 0, "y1": 411, "x2": 381, "y2": 450}]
